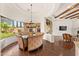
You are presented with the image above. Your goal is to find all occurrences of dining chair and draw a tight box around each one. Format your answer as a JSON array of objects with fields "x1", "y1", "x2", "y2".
[{"x1": 63, "y1": 33, "x2": 73, "y2": 49}]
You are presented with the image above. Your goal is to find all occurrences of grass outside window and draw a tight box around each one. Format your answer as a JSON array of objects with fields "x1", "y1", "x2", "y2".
[{"x1": 0, "y1": 32, "x2": 15, "y2": 39}]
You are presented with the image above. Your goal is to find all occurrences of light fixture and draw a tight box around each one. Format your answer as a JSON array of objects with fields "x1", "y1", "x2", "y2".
[
  {"x1": 28, "y1": 4, "x2": 36, "y2": 28},
  {"x1": 30, "y1": 4, "x2": 32, "y2": 23}
]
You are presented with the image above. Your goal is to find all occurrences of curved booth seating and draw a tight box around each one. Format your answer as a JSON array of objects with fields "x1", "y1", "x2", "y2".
[
  {"x1": 17, "y1": 35, "x2": 28, "y2": 51},
  {"x1": 28, "y1": 33, "x2": 44, "y2": 51},
  {"x1": 17, "y1": 32, "x2": 44, "y2": 51}
]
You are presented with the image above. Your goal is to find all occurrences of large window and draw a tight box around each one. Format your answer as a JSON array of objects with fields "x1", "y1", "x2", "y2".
[
  {"x1": 0, "y1": 15, "x2": 24, "y2": 39},
  {"x1": 16, "y1": 21, "x2": 18, "y2": 27},
  {"x1": 0, "y1": 15, "x2": 24, "y2": 28},
  {"x1": 13, "y1": 21, "x2": 16, "y2": 27}
]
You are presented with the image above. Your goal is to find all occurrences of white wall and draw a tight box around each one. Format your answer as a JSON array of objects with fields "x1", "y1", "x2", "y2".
[
  {"x1": 40, "y1": 18, "x2": 45, "y2": 33},
  {"x1": 72, "y1": 19, "x2": 79, "y2": 36},
  {"x1": 40, "y1": 18, "x2": 46, "y2": 39},
  {"x1": 53, "y1": 19, "x2": 73, "y2": 36}
]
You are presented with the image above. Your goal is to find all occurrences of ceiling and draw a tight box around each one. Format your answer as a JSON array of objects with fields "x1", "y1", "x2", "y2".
[
  {"x1": 55, "y1": 3, "x2": 79, "y2": 19},
  {"x1": 0, "y1": 3, "x2": 77, "y2": 22}
]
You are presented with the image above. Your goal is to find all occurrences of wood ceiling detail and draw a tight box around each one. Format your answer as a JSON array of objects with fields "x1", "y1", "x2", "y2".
[
  {"x1": 70, "y1": 15, "x2": 79, "y2": 19},
  {"x1": 60, "y1": 9, "x2": 79, "y2": 19},
  {"x1": 55, "y1": 3, "x2": 79, "y2": 19},
  {"x1": 65, "y1": 13, "x2": 79, "y2": 19}
]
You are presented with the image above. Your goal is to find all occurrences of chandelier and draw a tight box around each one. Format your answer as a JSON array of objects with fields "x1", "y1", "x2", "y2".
[
  {"x1": 30, "y1": 4, "x2": 32, "y2": 23},
  {"x1": 27, "y1": 4, "x2": 36, "y2": 28}
]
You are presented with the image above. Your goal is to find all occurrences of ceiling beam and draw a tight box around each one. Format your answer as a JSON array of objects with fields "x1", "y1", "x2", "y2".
[
  {"x1": 77, "y1": 17, "x2": 79, "y2": 19},
  {"x1": 75, "y1": 16, "x2": 79, "y2": 19},
  {"x1": 65, "y1": 13, "x2": 79, "y2": 19},
  {"x1": 60, "y1": 9, "x2": 79, "y2": 19},
  {"x1": 55, "y1": 3, "x2": 79, "y2": 18},
  {"x1": 70, "y1": 15, "x2": 79, "y2": 19}
]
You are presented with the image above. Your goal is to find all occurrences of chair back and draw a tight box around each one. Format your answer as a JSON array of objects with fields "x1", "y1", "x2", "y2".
[{"x1": 63, "y1": 33, "x2": 72, "y2": 41}]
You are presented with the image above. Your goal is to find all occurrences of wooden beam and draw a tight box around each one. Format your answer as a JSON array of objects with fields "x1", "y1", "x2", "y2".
[
  {"x1": 65, "y1": 13, "x2": 79, "y2": 19},
  {"x1": 70, "y1": 15, "x2": 79, "y2": 19},
  {"x1": 55, "y1": 3, "x2": 79, "y2": 18},
  {"x1": 75, "y1": 16, "x2": 79, "y2": 19},
  {"x1": 77, "y1": 18, "x2": 79, "y2": 19},
  {"x1": 60, "y1": 9, "x2": 79, "y2": 19}
]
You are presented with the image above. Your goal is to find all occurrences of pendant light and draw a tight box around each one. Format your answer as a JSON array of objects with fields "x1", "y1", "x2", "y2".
[
  {"x1": 29, "y1": 4, "x2": 36, "y2": 28},
  {"x1": 30, "y1": 4, "x2": 32, "y2": 23}
]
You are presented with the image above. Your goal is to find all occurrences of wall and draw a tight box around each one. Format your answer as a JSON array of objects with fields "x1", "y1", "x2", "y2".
[
  {"x1": 40, "y1": 18, "x2": 45, "y2": 33},
  {"x1": 39, "y1": 18, "x2": 74, "y2": 41},
  {"x1": 38, "y1": 18, "x2": 79, "y2": 42},
  {"x1": 72, "y1": 19, "x2": 79, "y2": 36},
  {"x1": 40, "y1": 18, "x2": 46, "y2": 39},
  {"x1": 53, "y1": 19, "x2": 73, "y2": 36}
]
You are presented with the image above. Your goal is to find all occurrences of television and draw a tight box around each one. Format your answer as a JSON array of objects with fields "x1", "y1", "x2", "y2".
[{"x1": 59, "y1": 26, "x2": 67, "y2": 31}]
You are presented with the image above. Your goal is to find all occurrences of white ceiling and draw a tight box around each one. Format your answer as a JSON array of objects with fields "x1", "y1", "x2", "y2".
[{"x1": 0, "y1": 3, "x2": 75, "y2": 22}]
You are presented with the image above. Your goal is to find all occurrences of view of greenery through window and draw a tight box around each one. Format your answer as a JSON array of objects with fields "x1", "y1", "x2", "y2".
[
  {"x1": 0, "y1": 22, "x2": 15, "y2": 39},
  {"x1": 0, "y1": 15, "x2": 24, "y2": 39}
]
